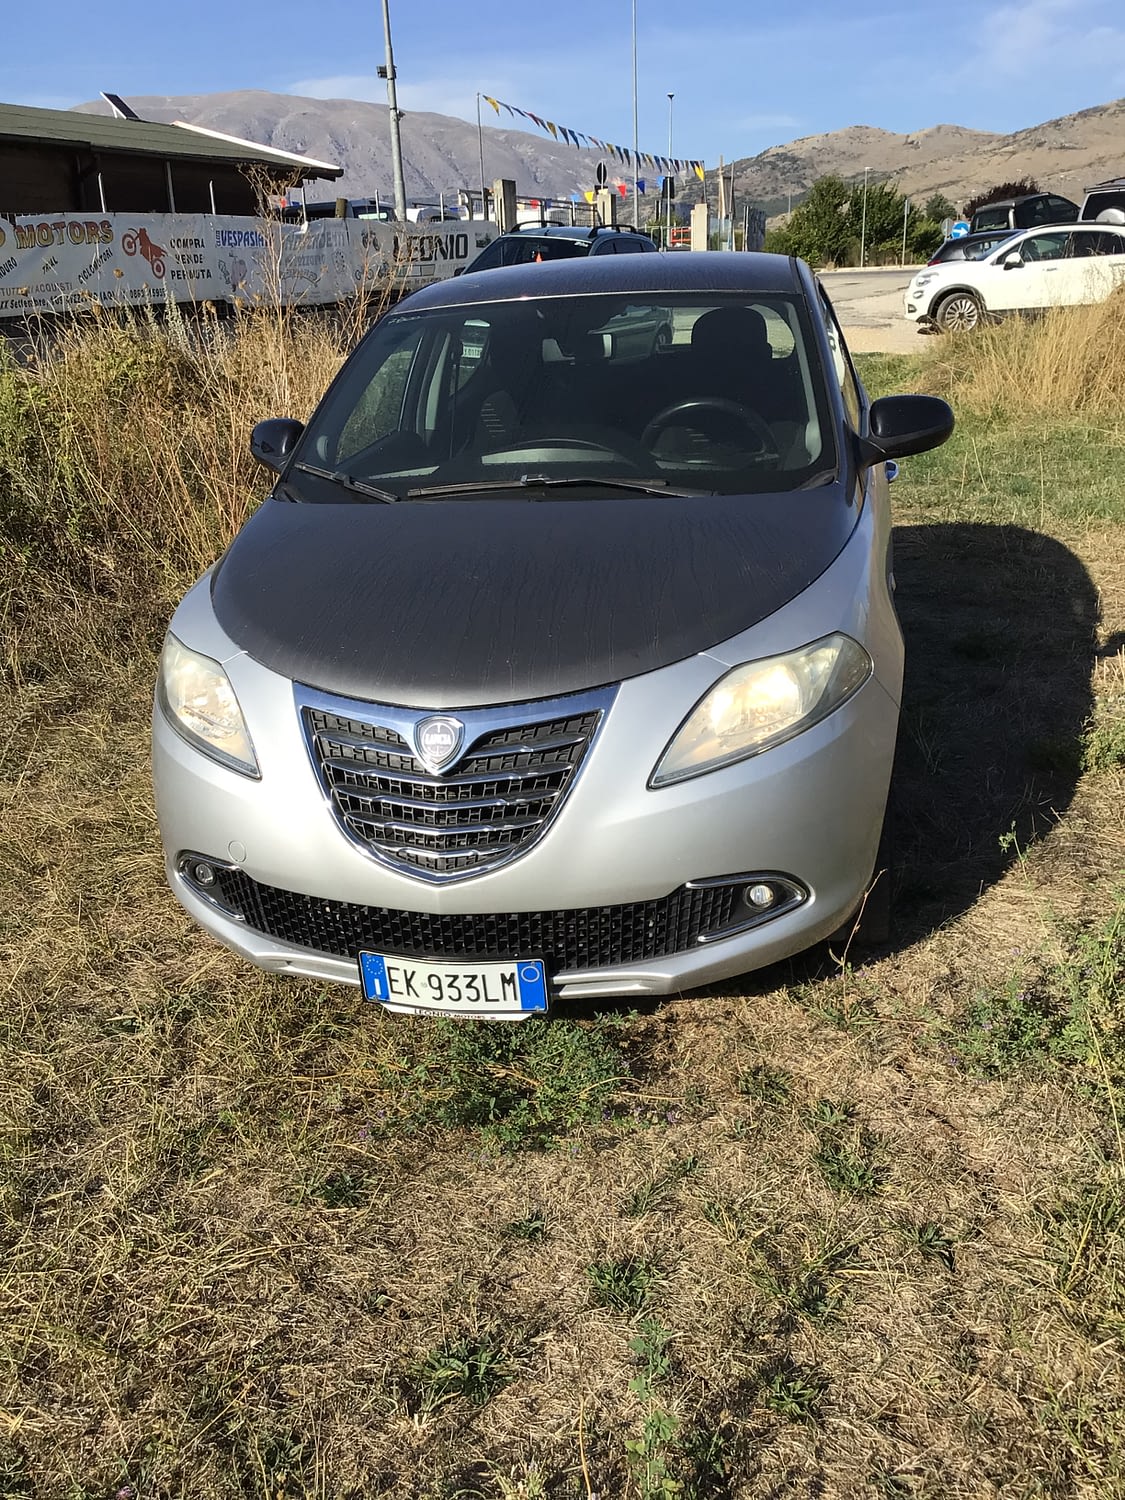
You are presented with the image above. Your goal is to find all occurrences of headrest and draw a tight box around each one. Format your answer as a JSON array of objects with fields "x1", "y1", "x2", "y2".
[{"x1": 690, "y1": 305, "x2": 770, "y2": 358}]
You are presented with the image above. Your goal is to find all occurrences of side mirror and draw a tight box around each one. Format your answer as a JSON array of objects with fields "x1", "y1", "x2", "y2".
[
  {"x1": 860, "y1": 394, "x2": 954, "y2": 464},
  {"x1": 1002, "y1": 250, "x2": 1024, "y2": 269},
  {"x1": 250, "y1": 417, "x2": 304, "y2": 473}
]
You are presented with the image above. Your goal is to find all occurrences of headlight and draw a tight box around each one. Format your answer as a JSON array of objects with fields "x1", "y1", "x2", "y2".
[
  {"x1": 157, "y1": 634, "x2": 259, "y2": 777},
  {"x1": 650, "y1": 633, "x2": 871, "y2": 787}
]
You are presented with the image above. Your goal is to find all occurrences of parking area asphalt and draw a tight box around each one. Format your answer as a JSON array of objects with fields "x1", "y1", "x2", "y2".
[{"x1": 821, "y1": 267, "x2": 926, "y2": 354}]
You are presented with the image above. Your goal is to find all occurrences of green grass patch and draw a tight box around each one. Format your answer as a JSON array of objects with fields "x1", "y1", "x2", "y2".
[{"x1": 364, "y1": 1015, "x2": 634, "y2": 1150}]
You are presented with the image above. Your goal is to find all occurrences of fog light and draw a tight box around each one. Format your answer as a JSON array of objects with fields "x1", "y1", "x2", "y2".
[
  {"x1": 190, "y1": 860, "x2": 216, "y2": 887},
  {"x1": 744, "y1": 882, "x2": 776, "y2": 909}
]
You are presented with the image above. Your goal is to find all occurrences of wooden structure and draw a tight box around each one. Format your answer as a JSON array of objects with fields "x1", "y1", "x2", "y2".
[{"x1": 0, "y1": 101, "x2": 341, "y2": 217}]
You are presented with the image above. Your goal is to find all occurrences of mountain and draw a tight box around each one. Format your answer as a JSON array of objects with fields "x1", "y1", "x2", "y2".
[
  {"x1": 717, "y1": 100, "x2": 1125, "y2": 217},
  {"x1": 75, "y1": 91, "x2": 597, "y2": 204},
  {"x1": 75, "y1": 91, "x2": 1125, "y2": 217}
]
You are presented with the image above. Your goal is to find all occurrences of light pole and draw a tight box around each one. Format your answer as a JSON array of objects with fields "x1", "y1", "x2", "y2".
[
  {"x1": 859, "y1": 165, "x2": 869, "y2": 268},
  {"x1": 665, "y1": 92, "x2": 674, "y2": 247},
  {"x1": 631, "y1": 0, "x2": 640, "y2": 220},
  {"x1": 379, "y1": 0, "x2": 407, "y2": 223}
]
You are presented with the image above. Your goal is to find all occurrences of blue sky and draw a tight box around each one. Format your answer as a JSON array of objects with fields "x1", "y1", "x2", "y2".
[{"x1": 4, "y1": 0, "x2": 1125, "y2": 167}]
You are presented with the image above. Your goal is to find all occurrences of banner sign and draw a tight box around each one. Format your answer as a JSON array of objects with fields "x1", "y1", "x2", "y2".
[{"x1": 0, "y1": 213, "x2": 499, "y2": 317}]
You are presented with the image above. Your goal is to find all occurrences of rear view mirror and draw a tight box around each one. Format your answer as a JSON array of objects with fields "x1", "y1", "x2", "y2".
[
  {"x1": 1002, "y1": 250, "x2": 1024, "y2": 269},
  {"x1": 250, "y1": 418, "x2": 305, "y2": 472},
  {"x1": 861, "y1": 395, "x2": 954, "y2": 463}
]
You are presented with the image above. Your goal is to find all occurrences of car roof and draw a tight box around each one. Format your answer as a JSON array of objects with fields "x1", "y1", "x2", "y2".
[
  {"x1": 502, "y1": 223, "x2": 649, "y2": 239},
  {"x1": 397, "y1": 251, "x2": 810, "y2": 312}
]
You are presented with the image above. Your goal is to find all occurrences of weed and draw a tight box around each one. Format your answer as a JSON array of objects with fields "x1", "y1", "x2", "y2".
[
  {"x1": 745, "y1": 1233, "x2": 859, "y2": 1323},
  {"x1": 814, "y1": 1134, "x2": 887, "y2": 1195},
  {"x1": 679, "y1": 1423, "x2": 731, "y2": 1497},
  {"x1": 1083, "y1": 713, "x2": 1125, "y2": 772},
  {"x1": 736, "y1": 1062, "x2": 792, "y2": 1105},
  {"x1": 900, "y1": 1219, "x2": 957, "y2": 1271},
  {"x1": 869, "y1": 1467, "x2": 920, "y2": 1498},
  {"x1": 372, "y1": 1016, "x2": 631, "y2": 1150},
  {"x1": 628, "y1": 1318, "x2": 677, "y2": 1400},
  {"x1": 586, "y1": 1255, "x2": 660, "y2": 1314},
  {"x1": 700, "y1": 1196, "x2": 746, "y2": 1242},
  {"x1": 1045, "y1": 1180, "x2": 1125, "y2": 1337},
  {"x1": 952, "y1": 969, "x2": 1090, "y2": 1078},
  {"x1": 501, "y1": 1209, "x2": 548, "y2": 1241},
  {"x1": 304, "y1": 1169, "x2": 368, "y2": 1208},
  {"x1": 807, "y1": 1101, "x2": 887, "y2": 1196},
  {"x1": 410, "y1": 1332, "x2": 518, "y2": 1414},
  {"x1": 758, "y1": 1359, "x2": 827, "y2": 1422},
  {"x1": 624, "y1": 1409, "x2": 681, "y2": 1500},
  {"x1": 622, "y1": 1154, "x2": 699, "y2": 1217},
  {"x1": 798, "y1": 972, "x2": 880, "y2": 1031},
  {"x1": 806, "y1": 1098, "x2": 855, "y2": 1130}
]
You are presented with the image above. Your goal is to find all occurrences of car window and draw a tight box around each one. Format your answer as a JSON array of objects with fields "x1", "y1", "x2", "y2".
[
  {"x1": 1014, "y1": 231, "x2": 1070, "y2": 262},
  {"x1": 1067, "y1": 230, "x2": 1125, "y2": 257},
  {"x1": 471, "y1": 236, "x2": 588, "y2": 269},
  {"x1": 1083, "y1": 189, "x2": 1125, "y2": 221},
  {"x1": 974, "y1": 207, "x2": 1011, "y2": 231},
  {"x1": 300, "y1": 293, "x2": 836, "y2": 498},
  {"x1": 817, "y1": 292, "x2": 861, "y2": 429}
]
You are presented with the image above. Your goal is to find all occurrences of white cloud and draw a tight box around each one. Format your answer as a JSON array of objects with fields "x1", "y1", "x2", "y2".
[
  {"x1": 286, "y1": 74, "x2": 381, "y2": 102},
  {"x1": 966, "y1": 0, "x2": 1125, "y2": 79}
]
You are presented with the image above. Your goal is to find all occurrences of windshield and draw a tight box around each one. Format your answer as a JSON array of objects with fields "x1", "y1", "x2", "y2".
[{"x1": 296, "y1": 292, "x2": 836, "y2": 500}]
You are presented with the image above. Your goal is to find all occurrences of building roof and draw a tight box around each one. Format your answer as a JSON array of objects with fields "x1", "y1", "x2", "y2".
[{"x1": 0, "y1": 100, "x2": 342, "y2": 182}]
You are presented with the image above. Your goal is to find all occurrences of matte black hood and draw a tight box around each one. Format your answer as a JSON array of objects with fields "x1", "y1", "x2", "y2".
[{"x1": 211, "y1": 488, "x2": 857, "y2": 708}]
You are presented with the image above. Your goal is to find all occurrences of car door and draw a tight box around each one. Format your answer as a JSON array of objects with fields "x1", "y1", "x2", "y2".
[
  {"x1": 1064, "y1": 227, "x2": 1125, "y2": 306},
  {"x1": 983, "y1": 230, "x2": 1075, "y2": 312}
]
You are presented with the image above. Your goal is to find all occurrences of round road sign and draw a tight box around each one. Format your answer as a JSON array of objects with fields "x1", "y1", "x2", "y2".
[{"x1": 950, "y1": 220, "x2": 970, "y2": 238}]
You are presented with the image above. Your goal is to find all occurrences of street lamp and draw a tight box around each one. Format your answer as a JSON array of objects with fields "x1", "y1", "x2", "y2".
[
  {"x1": 859, "y1": 165, "x2": 869, "y2": 269},
  {"x1": 666, "y1": 92, "x2": 674, "y2": 248},
  {"x1": 631, "y1": 0, "x2": 640, "y2": 219},
  {"x1": 379, "y1": 0, "x2": 407, "y2": 222}
]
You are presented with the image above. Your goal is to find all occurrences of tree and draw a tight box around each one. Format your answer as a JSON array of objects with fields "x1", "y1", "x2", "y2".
[
  {"x1": 963, "y1": 180, "x2": 1039, "y2": 217},
  {"x1": 767, "y1": 175, "x2": 853, "y2": 267},
  {"x1": 924, "y1": 193, "x2": 956, "y2": 222}
]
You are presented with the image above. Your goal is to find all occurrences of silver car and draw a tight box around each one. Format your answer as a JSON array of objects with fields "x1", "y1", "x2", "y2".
[{"x1": 152, "y1": 253, "x2": 953, "y2": 1018}]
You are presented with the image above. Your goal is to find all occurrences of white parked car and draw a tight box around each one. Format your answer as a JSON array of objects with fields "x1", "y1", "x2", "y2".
[{"x1": 905, "y1": 223, "x2": 1125, "y2": 332}]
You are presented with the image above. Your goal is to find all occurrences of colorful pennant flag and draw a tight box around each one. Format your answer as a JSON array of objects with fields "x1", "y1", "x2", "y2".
[{"x1": 478, "y1": 92, "x2": 705, "y2": 184}]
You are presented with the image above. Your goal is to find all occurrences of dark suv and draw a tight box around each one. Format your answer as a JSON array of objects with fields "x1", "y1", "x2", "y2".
[
  {"x1": 464, "y1": 223, "x2": 659, "y2": 272},
  {"x1": 969, "y1": 192, "x2": 1079, "y2": 234}
]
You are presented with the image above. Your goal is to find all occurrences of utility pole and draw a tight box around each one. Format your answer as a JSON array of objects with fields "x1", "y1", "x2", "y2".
[
  {"x1": 379, "y1": 0, "x2": 407, "y2": 223},
  {"x1": 631, "y1": 0, "x2": 640, "y2": 221}
]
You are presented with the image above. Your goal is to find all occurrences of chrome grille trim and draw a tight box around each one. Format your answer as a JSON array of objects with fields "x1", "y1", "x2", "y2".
[{"x1": 295, "y1": 684, "x2": 617, "y2": 882}]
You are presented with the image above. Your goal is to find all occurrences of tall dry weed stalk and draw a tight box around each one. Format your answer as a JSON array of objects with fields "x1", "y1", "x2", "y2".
[{"x1": 922, "y1": 288, "x2": 1125, "y2": 420}]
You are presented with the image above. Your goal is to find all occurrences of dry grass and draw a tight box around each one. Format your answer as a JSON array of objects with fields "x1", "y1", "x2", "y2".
[
  {"x1": 920, "y1": 289, "x2": 1125, "y2": 421},
  {"x1": 0, "y1": 311, "x2": 1124, "y2": 1496}
]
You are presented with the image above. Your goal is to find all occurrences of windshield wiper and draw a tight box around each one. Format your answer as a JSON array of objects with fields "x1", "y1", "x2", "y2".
[
  {"x1": 293, "y1": 461, "x2": 400, "y2": 504},
  {"x1": 406, "y1": 474, "x2": 713, "y2": 499}
]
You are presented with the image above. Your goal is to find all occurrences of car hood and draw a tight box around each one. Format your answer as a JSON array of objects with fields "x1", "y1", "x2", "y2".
[{"x1": 211, "y1": 486, "x2": 858, "y2": 708}]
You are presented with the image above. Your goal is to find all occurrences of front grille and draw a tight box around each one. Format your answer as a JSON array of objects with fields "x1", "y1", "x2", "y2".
[
  {"x1": 301, "y1": 696, "x2": 606, "y2": 880},
  {"x1": 200, "y1": 867, "x2": 746, "y2": 972}
]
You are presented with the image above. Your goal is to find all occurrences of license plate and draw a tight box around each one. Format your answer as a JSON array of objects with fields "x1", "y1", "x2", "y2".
[{"x1": 358, "y1": 951, "x2": 548, "y2": 1016}]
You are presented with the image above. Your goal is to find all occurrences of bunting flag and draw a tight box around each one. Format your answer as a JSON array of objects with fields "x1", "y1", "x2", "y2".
[{"x1": 479, "y1": 92, "x2": 704, "y2": 184}]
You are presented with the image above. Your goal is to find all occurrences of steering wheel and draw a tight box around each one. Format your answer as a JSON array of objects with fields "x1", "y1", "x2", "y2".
[{"x1": 641, "y1": 398, "x2": 777, "y2": 456}]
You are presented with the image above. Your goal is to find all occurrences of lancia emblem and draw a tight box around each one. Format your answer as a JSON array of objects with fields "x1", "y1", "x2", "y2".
[{"x1": 414, "y1": 715, "x2": 465, "y2": 774}]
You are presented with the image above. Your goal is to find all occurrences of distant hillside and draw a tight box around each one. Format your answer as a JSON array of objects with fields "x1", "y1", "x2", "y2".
[
  {"x1": 714, "y1": 100, "x2": 1125, "y2": 217},
  {"x1": 75, "y1": 90, "x2": 1125, "y2": 218},
  {"x1": 76, "y1": 91, "x2": 597, "y2": 204}
]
